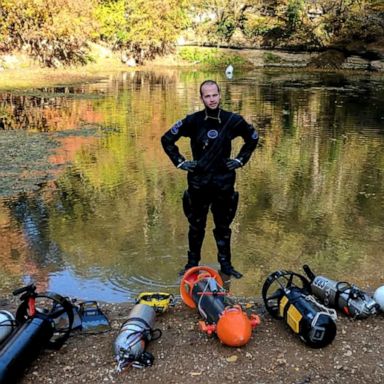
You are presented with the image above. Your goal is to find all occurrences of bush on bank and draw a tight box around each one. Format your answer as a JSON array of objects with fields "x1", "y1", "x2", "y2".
[
  {"x1": 0, "y1": 0, "x2": 383, "y2": 67},
  {"x1": 177, "y1": 47, "x2": 248, "y2": 67}
]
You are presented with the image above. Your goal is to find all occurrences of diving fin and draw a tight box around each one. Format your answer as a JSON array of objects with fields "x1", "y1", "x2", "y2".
[{"x1": 78, "y1": 301, "x2": 111, "y2": 334}]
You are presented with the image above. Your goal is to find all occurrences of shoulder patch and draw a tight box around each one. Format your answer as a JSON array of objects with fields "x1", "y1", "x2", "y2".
[
  {"x1": 171, "y1": 120, "x2": 183, "y2": 135},
  {"x1": 252, "y1": 130, "x2": 259, "y2": 140}
]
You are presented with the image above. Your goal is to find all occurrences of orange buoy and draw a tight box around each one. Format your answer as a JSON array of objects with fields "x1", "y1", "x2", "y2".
[{"x1": 217, "y1": 305, "x2": 260, "y2": 347}]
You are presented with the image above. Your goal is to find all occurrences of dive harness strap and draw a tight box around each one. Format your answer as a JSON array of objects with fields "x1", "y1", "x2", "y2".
[
  {"x1": 196, "y1": 113, "x2": 234, "y2": 172},
  {"x1": 120, "y1": 317, "x2": 162, "y2": 341}
]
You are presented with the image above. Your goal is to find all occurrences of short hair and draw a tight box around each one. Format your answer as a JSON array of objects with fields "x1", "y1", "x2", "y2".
[{"x1": 199, "y1": 80, "x2": 220, "y2": 96}]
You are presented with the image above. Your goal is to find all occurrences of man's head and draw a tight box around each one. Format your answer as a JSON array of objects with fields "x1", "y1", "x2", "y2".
[{"x1": 200, "y1": 80, "x2": 221, "y2": 110}]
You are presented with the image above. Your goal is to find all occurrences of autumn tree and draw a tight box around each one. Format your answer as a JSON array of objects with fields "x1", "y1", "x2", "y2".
[
  {"x1": 189, "y1": 0, "x2": 262, "y2": 44},
  {"x1": 95, "y1": 0, "x2": 190, "y2": 63},
  {"x1": 0, "y1": 0, "x2": 97, "y2": 66},
  {"x1": 188, "y1": 0, "x2": 384, "y2": 49}
]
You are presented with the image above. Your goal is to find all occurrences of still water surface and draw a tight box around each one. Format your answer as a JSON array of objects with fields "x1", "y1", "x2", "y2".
[{"x1": 0, "y1": 69, "x2": 383, "y2": 302}]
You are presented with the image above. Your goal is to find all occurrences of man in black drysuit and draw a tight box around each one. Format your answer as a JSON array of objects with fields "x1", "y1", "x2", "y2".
[{"x1": 161, "y1": 80, "x2": 258, "y2": 278}]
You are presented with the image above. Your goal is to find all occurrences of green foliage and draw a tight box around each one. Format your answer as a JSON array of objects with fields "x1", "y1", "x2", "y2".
[
  {"x1": 95, "y1": 0, "x2": 190, "y2": 63},
  {"x1": 308, "y1": 0, "x2": 384, "y2": 47},
  {"x1": 338, "y1": 4, "x2": 384, "y2": 42},
  {"x1": 0, "y1": 0, "x2": 383, "y2": 67},
  {"x1": 0, "y1": 0, "x2": 97, "y2": 67},
  {"x1": 216, "y1": 16, "x2": 237, "y2": 41},
  {"x1": 94, "y1": 0, "x2": 128, "y2": 47},
  {"x1": 177, "y1": 47, "x2": 247, "y2": 67},
  {"x1": 370, "y1": 0, "x2": 384, "y2": 12},
  {"x1": 190, "y1": 0, "x2": 258, "y2": 45},
  {"x1": 243, "y1": 15, "x2": 282, "y2": 37},
  {"x1": 286, "y1": 0, "x2": 305, "y2": 32},
  {"x1": 187, "y1": 0, "x2": 383, "y2": 51}
]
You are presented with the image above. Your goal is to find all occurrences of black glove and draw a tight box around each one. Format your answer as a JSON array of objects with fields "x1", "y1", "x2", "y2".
[
  {"x1": 226, "y1": 158, "x2": 243, "y2": 171},
  {"x1": 177, "y1": 160, "x2": 197, "y2": 172}
]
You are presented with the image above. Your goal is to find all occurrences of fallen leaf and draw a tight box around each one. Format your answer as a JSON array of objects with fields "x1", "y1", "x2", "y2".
[{"x1": 226, "y1": 355, "x2": 238, "y2": 363}]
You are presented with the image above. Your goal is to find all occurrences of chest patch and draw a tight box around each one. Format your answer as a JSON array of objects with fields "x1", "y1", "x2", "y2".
[{"x1": 207, "y1": 129, "x2": 219, "y2": 139}]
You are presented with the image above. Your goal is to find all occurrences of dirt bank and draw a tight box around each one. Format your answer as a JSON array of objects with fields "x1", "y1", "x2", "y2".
[
  {"x1": 1, "y1": 45, "x2": 383, "y2": 91},
  {"x1": 1, "y1": 295, "x2": 383, "y2": 384}
]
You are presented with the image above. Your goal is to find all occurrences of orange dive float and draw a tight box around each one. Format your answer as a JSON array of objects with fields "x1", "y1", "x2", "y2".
[{"x1": 180, "y1": 266, "x2": 260, "y2": 347}]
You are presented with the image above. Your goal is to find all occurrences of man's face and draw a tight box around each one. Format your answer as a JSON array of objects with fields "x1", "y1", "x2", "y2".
[{"x1": 200, "y1": 83, "x2": 221, "y2": 110}]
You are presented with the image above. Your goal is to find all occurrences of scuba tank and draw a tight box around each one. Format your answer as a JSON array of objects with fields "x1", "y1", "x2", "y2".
[
  {"x1": 0, "y1": 310, "x2": 16, "y2": 345},
  {"x1": 262, "y1": 270, "x2": 337, "y2": 348},
  {"x1": 373, "y1": 286, "x2": 384, "y2": 312},
  {"x1": 0, "y1": 316, "x2": 55, "y2": 384},
  {"x1": 303, "y1": 265, "x2": 380, "y2": 319},
  {"x1": 180, "y1": 266, "x2": 260, "y2": 347},
  {"x1": 0, "y1": 285, "x2": 74, "y2": 384},
  {"x1": 114, "y1": 303, "x2": 161, "y2": 371}
]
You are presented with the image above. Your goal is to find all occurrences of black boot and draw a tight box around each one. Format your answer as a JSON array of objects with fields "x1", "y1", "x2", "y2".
[
  {"x1": 179, "y1": 225, "x2": 205, "y2": 275},
  {"x1": 220, "y1": 265, "x2": 243, "y2": 279},
  {"x1": 178, "y1": 251, "x2": 200, "y2": 276},
  {"x1": 213, "y1": 228, "x2": 243, "y2": 279}
]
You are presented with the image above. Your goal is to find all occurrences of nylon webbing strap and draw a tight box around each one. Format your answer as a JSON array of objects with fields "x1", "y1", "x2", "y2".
[{"x1": 196, "y1": 113, "x2": 234, "y2": 172}]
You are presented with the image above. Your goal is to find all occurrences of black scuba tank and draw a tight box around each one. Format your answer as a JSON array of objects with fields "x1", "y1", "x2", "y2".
[
  {"x1": 191, "y1": 279, "x2": 227, "y2": 324},
  {"x1": 0, "y1": 316, "x2": 54, "y2": 384}
]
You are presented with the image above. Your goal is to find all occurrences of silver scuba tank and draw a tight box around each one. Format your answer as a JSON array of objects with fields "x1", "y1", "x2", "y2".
[
  {"x1": 0, "y1": 310, "x2": 15, "y2": 344},
  {"x1": 303, "y1": 265, "x2": 379, "y2": 319},
  {"x1": 114, "y1": 304, "x2": 157, "y2": 371}
]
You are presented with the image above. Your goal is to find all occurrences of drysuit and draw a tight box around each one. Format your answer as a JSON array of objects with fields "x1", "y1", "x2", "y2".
[{"x1": 161, "y1": 108, "x2": 258, "y2": 275}]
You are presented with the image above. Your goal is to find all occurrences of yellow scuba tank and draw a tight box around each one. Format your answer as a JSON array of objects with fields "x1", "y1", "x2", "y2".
[{"x1": 262, "y1": 270, "x2": 337, "y2": 348}]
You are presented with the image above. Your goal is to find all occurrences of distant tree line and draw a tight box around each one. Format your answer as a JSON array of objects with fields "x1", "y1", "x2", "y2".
[{"x1": 0, "y1": 0, "x2": 383, "y2": 67}]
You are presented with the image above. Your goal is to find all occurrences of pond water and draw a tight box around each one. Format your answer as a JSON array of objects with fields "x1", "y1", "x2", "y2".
[{"x1": 0, "y1": 69, "x2": 383, "y2": 302}]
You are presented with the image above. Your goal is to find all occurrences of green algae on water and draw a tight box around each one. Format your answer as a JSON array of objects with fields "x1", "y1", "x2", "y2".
[{"x1": 0, "y1": 130, "x2": 60, "y2": 196}]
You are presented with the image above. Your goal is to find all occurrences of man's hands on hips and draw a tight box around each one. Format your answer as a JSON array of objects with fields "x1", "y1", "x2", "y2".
[
  {"x1": 177, "y1": 160, "x2": 197, "y2": 172},
  {"x1": 226, "y1": 158, "x2": 243, "y2": 170},
  {"x1": 177, "y1": 159, "x2": 243, "y2": 172}
]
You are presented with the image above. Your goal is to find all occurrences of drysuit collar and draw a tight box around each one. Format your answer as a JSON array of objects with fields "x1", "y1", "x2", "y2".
[{"x1": 204, "y1": 107, "x2": 221, "y2": 123}]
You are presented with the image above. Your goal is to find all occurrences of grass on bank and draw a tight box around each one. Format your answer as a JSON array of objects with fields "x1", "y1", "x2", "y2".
[
  {"x1": 176, "y1": 46, "x2": 249, "y2": 67},
  {"x1": 0, "y1": 46, "x2": 253, "y2": 90},
  {"x1": 0, "y1": 57, "x2": 135, "y2": 90}
]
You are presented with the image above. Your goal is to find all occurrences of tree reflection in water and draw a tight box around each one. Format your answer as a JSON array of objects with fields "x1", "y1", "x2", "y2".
[{"x1": 0, "y1": 70, "x2": 383, "y2": 300}]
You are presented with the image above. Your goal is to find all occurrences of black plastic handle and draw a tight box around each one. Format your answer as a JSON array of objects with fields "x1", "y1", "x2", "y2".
[{"x1": 12, "y1": 284, "x2": 36, "y2": 296}]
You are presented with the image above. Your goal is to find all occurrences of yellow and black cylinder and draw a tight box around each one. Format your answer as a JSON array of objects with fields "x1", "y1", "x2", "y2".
[
  {"x1": 262, "y1": 270, "x2": 337, "y2": 348},
  {"x1": 278, "y1": 287, "x2": 337, "y2": 348}
]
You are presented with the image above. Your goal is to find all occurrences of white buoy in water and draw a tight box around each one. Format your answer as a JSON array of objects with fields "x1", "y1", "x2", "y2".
[
  {"x1": 373, "y1": 286, "x2": 384, "y2": 311},
  {"x1": 225, "y1": 64, "x2": 233, "y2": 79}
]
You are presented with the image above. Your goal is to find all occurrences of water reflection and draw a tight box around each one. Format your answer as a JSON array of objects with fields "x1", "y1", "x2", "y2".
[{"x1": 0, "y1": 69, "x2": 383, "y2": 302}]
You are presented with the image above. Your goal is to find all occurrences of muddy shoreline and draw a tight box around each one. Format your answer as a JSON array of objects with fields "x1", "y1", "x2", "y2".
[{"x1": 1, "y1": 292, "x2": 383, "y2": 384}]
